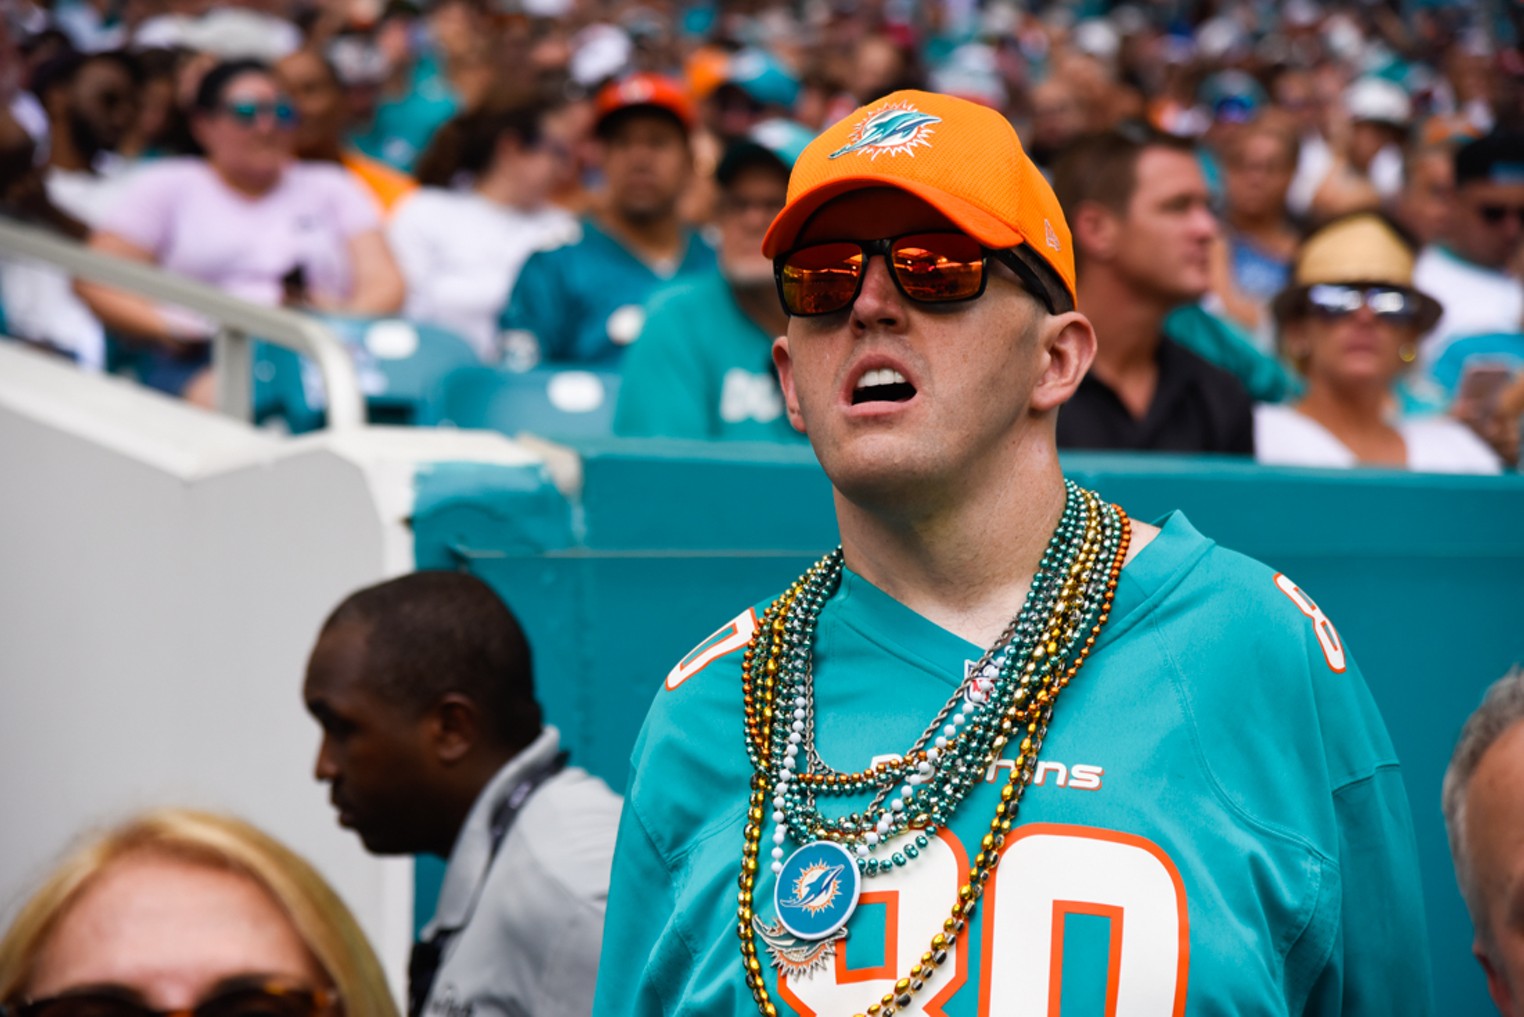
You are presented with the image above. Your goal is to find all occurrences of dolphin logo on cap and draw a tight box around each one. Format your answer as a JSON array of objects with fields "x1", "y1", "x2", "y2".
[{"x1": 830, "y1": 106, "x2": 941, "y2": 160}]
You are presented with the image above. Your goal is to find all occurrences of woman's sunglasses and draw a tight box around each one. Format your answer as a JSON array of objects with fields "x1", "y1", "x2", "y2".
[
  {"x1": 222, "y1": 99, "x2": 297, "y2": 128},
  {"x1": 1304, "y1": 283, "x2": 1420, "y2": 323},
  {"x1": 5, "y1": 982, "x2": 338, "y2": 1017},
  {"x1": 774, "y1": 232, "x2": 1061, "y2": 318}
]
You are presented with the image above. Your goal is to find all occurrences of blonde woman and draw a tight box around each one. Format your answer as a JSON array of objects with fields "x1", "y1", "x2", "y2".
[{"x1": 0, "y1": 809, "x2": 399, "y2": 1017}]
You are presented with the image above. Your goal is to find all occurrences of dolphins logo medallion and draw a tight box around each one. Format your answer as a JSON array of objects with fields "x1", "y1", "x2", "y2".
[{"x1": 774, "y1": 840, "x2": 861, "y2": 941}]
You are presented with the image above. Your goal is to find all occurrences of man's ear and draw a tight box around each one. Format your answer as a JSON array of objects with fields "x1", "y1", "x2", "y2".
[
  {"x1": 1030, "y1": 311, "x2": 1097, "y2": 414},
  {"x1": 772, "y1": 334, "x2": 807, "y2": 433},
  {"x1": 429, "y1": 694, "x2": 479, "y2": 765},
  {"x1": 1070, "y1": 201, "x2": 1120, "y2": 263}
]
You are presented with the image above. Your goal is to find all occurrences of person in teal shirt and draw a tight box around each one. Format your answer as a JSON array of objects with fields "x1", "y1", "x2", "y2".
[
  {"x1": 615, "y1": 120, "x2": 814, "y2": 442},
  {"x1": 499, "y1": 74, "x2": 716, "y2": 369},
  {"x1": 594, "y1": 91, "x2": 1431, "y2": 1016}
]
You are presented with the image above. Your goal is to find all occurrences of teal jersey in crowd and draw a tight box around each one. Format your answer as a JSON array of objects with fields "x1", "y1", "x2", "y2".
[
  {"x1": 499, "y1": 218, "x2": 716, "y2": 368},
  {"x1": 594, "y1": 512, "x2": 1431, "y2": 1016},
  {"x1": 614, "y1": 271, "x2": 807, "y2": 443},
  {"x1": 349, "y1": 52, "x2": 459, "y2": 172}
]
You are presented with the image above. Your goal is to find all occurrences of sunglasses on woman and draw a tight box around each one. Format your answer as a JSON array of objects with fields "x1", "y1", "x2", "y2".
[
  {"x1": 5, "y1": 982, "x2": 338, "y2": 1017},
  {"x1": 223, "y1": 99, "x2": 297, "y2": 128},
  {"x1": 1304, "y1": 283, "x2": 1420, "y2": 323},
  {"x1": 774, "y1": 232, "x2": 1062, "y2": 318}
]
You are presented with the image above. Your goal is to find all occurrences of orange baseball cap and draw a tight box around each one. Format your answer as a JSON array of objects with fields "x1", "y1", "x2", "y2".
[
  {"x1": 762, "y1": 90, "x2": 1076, "y2": 309},
  {"x1": 594, "y1": 73, "x2": 696, "y2": 135}
]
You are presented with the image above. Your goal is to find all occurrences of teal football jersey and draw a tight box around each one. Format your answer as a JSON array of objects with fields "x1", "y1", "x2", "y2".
[
  {"x1": 593, "y1": 512, "x2": 1431, "y2": 1016},
  {"x1": 499, "y1": 218, "x2": 716, "y2": 368},
  {"x1": 614, "y1": 271, "x2": 809, "y2": 443}
]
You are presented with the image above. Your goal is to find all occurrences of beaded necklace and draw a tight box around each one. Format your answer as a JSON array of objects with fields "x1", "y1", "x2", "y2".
[{"x1": 736, "y1": 481, "x2": 1131, "y2": 1017}]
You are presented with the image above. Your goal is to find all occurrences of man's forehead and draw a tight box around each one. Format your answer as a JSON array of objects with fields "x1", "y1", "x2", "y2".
[
  {"x1": 307, "y1": 622, "x2": 371, "y2": 685},
  {"x1": 1462, "y1": 179, "x2": 1524, "y2": 202},
  {"x1": 795, "y1": 187, "x2": 960, "y2": 244}
]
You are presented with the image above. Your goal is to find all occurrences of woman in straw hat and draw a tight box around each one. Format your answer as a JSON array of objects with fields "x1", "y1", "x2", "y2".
[{"x1": 1256, "y1": 211, "x2": 1502, "y2": 472}]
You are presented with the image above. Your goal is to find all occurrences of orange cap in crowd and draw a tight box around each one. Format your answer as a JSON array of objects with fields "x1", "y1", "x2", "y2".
[
  {"x1": 594, "y1": 73, "x2": 696, "y2": 135},
  {"x1": 762, "y1": 90, "x2": 1076, "y2": 309}
]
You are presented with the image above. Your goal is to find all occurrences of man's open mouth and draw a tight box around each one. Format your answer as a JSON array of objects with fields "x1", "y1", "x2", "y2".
[{"x1": 852, "y1": 368, "x2": 916, "y2": 405}]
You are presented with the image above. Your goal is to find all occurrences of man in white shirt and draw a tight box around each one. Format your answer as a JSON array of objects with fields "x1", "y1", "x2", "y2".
[
  {"x1": 303, "y1": 571, "x2": 621, "y2": 1017},
  {"x1": 1413, "y1": 131, "x2": 1524, "y2": 377}
]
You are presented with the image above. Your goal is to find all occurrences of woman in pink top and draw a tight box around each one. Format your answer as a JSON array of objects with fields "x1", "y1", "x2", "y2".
[{"x1": 77, "y1": 59, "x2": 405, "y2": 403}]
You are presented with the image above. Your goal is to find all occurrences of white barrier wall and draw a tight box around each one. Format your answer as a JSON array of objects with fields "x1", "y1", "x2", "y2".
[{"x1": 0, "y1": 343, "x2": 538, "y2": 998}]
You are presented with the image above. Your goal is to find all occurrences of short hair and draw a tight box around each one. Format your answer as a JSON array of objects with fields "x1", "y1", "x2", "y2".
[
  {"x1": 1442, "y1": 665, "x2": 1524, "y2": 948},
  {"x1": 1455, "y1": 131, "x2": 1524, "y2": 188},
  {"x1": 1050, "y1": 123, "x2": 1197, "y2": 219},
  {"x1": 320, "y1": 571, "x2": 541, "y2": 751},
  {"x1": 192, "y1": 58, "x2": 273, "y2": 113},
  {"x1": 414, "y1": 104, "x2": 547, "y2": 189},
  {"x1": 0, "y1": 808, "x2": 398, "y2": 1017}
]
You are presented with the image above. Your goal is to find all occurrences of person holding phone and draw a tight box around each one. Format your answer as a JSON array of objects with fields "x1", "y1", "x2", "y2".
[
  {"x1": 1257, "y1": 211, "x2": 1502, "y2": 473},
  {"x1": 75, "y1": 59, "x2": 404, "y2": 404}
]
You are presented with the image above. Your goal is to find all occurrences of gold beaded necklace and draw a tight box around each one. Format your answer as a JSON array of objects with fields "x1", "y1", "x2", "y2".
[{"x1": 736, "y1": 489, "x2": 1131, "y2": 1017}]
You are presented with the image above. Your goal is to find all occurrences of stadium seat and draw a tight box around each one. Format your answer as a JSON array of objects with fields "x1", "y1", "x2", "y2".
[
  {"x1": 426, "y1": 365, "x2": 621, "y2": 442},
  {"x1": 255, "y1": 315, "x2": 481, "y2": 431}
]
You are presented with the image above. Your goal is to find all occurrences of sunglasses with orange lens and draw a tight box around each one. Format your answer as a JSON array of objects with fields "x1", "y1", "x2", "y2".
[{"x1": 775, "y1": 232, "x2": 1060, "y2": 317}]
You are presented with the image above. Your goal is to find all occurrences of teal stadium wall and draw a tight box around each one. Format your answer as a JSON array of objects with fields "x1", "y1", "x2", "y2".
[{"x1": 411, "y1": 443, "x2": 1524, "y2": 1009}]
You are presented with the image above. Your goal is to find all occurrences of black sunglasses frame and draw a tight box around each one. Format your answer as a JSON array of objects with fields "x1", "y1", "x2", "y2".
[
  {"x1": 1302, "y1": 283, "x2": 1421, "y2": 323},
  {"x1": 4, "y1": 984, "x2": 338, "y2": 1017},
  {"x1": 774, "y1": 233, "x2": 1063, "y2": 318}
]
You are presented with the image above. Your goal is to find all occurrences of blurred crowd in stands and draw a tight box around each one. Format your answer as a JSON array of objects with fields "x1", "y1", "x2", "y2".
[{"x1": 3, "y1": 0, "x2": 1524, "y2": 471}]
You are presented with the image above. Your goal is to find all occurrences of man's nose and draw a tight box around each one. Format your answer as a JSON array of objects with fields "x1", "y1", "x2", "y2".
[
  {"x1": 314, "y1": 738, "x2": 337, "y2": 782},
  {"x1": 849, "y1": 255, "x2": 907, "y2": 331}
]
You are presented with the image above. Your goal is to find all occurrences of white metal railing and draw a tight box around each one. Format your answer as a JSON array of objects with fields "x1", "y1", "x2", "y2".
[{"x1": 0, "y1": 216, "x2": 365, "y2": 429}]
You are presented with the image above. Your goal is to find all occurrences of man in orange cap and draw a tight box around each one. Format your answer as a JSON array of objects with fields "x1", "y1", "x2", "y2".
[
  {"x1": 499, "y1": 73, "x2": 717, "y2": 368},
  {"x1": 595, "y1": 91, "x2": 1430, "y2": 1015}
]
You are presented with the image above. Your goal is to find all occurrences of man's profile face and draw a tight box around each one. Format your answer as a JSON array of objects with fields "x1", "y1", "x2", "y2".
[
  {"x1": 718, "y1": 162, "x2": 788, "y2": 285},
  {"x1": 600, "y1": 111, "x2": 692, "y2": 224},
  {"x1": 773, "y1": 188, "x2": 1049, "y2": 509},
  {"x1": 1111, "y1": 146, "x2": 1216, "y2": 304},
  {"x1": 303, "y1": 622, "x2": 439, "y2": 855},
  {"x1": 276, "y1": 51, "x2": 346, "y2": 157},
  {"x1": 1454, "y1": 180, "x2": 1524, "y2": 270},
  {"x1": 1397, "y1": 149, "x2": 1455, "y2": 246},
  {"x1": 1463, "y1": 719, "x2": 1524, "y2": 1015},
  {"x1": 70, "y1": 58, "x2": 137, "y2": 154}
]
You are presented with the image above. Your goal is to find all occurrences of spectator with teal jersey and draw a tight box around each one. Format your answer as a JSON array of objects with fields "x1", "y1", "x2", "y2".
[
  {"x1": 595, "y1": 90, "x2": 1430, "y2": 1016},
  {"x1": 498, "y1": 73, "x2": 716, "y2": 370},
  {"x1": 615, "y1": 119, "x2": 813, "y2": 442}
]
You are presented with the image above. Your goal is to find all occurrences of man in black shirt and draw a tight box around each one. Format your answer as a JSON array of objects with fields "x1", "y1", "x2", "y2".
[{"x1": 1052, "y1": 127, "x2": 1255, "y2": 454}]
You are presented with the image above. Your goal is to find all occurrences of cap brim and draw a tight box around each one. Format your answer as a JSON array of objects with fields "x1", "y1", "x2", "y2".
[
  {"x1": 762, "y1": 175, "x2": 1023, "y2": 257},
  {"x1": 594, "y1": 103, "x2": 691, "y2": 137}
]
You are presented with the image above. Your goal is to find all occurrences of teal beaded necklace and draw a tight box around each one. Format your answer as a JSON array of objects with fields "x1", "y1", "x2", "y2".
[
  {"x1": 736, "y1": 481, "x2": 1131, "y2": 1017},
  {"x1": 762, "y1": 480, "x2": 1116, "y2": 877}
]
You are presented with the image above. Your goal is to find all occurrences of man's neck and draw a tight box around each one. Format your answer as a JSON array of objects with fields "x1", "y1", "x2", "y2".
[
  {"x1": 1080, "y1": 266, "x2": 1173, "y2": 416},
  {"x1": 48, "y1": 132, "x2": 94, "y2": 174},
  {"x1": 729, "y1": 276, "x2": 788, "y2": 338},
  {"x1": 597, "y1": 208, "x2": 684, "y2": 267},
  {"x1": 475, "y1": 172, "x2": 537, "y2": 214},
  {"x1": 834, "y1": 449, "x2": 1069, "y2": 649}
]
